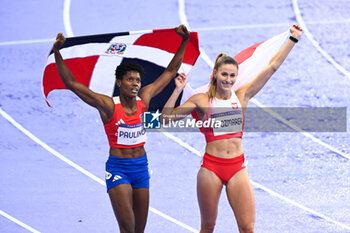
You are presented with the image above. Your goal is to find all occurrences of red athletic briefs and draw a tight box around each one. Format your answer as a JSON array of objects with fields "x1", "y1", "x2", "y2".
[{"x1": 201, "y1": 153, "x2": 246, "y2": 184}]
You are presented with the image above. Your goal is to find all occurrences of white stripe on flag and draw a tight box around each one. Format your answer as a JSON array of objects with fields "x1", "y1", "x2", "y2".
[
  {"x1": 233, "y1": 31, "x2": 289, "y2": 90},
  {"x1": 47, "y1": 42, "x2": 192, "y2": 73},
  {"x1": 129, "y1": 30, "x2": 153, "y2": 35},
  {"x1": 121, "y1": 44, "x2": 174, "y2": 67},
  {"x1": 46, "y1": 43, "x2": 108, "y2": 65},
  {"x1": 181, "y1": 31, "x2": 289, "y2": 103},
  {"x1": 110, "y1": 34, "x2": 143, "y2": 43},
  {"x1": 89, "y1": 56, "x2": 123, "y2": 95},
  {"x1": 46, "y1": 34, "x2": 145, "y2": 65},
  {"x1": 89, "y1": 56, "x2": 193, "y2": 96}
]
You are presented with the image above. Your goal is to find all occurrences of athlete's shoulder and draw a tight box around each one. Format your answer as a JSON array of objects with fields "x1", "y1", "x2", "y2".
[{"x1": 190, "y1": 92, "x2": 209, "y2": 102}]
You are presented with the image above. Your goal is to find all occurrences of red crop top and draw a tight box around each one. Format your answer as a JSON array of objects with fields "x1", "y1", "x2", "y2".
[
  {"x1": 103, "y1": 96, "x2": 147, "y2": 148},
  {"x1": 193, "y1": 90, "x2": 244, "y2": 143}
]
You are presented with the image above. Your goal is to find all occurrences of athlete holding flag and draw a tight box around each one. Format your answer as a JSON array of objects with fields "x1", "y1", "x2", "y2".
[
  {"x1": 52, "y1": 24, "x2": 190, "y2": 233},
  {"x1": 162, "y1": 24, "x2": 303, "y2": 233}
]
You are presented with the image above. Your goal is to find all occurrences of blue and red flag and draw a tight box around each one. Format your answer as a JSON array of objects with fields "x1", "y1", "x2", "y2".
[{"x1": 42, "y1": 28, "x2": 200, "y2": 110}]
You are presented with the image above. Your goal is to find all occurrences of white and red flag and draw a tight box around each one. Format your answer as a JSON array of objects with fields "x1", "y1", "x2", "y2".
[
  {"x1": 181, "y1": 30, "x2": 290, "y2": 102},
  {"x1": 42, "y1": 28, "x2": 200, "y2": 109}
]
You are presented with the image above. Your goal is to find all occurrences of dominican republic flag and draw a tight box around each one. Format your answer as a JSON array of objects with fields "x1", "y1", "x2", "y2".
[
  {"x1": 181, "y1": 30, "x2": 290, "y2": 102},
  {"x1": 42, "y1": 28, "x2": 200, "y2": 110}
]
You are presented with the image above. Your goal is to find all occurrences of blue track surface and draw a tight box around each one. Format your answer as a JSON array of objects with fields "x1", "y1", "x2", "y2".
[{"x1": 1, "y1": 0, "x2": 349, "y2": 232}]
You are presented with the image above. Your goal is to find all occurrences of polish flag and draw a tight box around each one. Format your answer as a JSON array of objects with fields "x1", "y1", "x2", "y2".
[{"x1": 181, "y1": 30, "x2": 290, "y2": 102}]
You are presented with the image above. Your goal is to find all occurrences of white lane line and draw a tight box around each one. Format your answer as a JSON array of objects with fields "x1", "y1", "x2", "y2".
[
  {"x1": 179, "y1": 0, "x2": 349, "y2": 160},
  {"x1": 63, "y1": 0, "x2": 74, "y2": 37},
  {"x1": 7, "y1": 101, "x2": 347, "y2": 232},
  {"x1": 193, "y1": 22, "x2": 290, "y2": 31},
  {"x1": 292, "y1": 0, "x2": 350, "y2": 79},
  {"x1": 0, "y1": 108, "x2": 199, "y2": 233},
  {"x1": 250, "y1": 99, "x2": 350, "y2": 160},
  {"x1": 1, "y1": 17, "x2": 349, "y2": 46},
  {"x1": 161, "y1": 128, "x2": 350, "y2": 231},
  {"x1": 149, "y1": 207, "x2": 198, "y2": 232},
  {"x1": 249, "y1": 181, "x2": 350, "y2": 231},
  {"x1": 0, "y1": 108, "x2": 104, "y2": 185},
  {"x1": 178, "y1": 0, "x2": 350, "y2": 230},
  {"x1": 161, "y1": 119, "x2": 350, "y2": 231},
  {"x1": 62, "y1": 0, "x2": 199, "y2": 231},
  {"x1": 0, "y1": 38, "x2": 54, "y2": 46},
  {"x1": 192, "y1": 18, "x2": 350, "y2": 32},
  {"x1": 160, "y1": 130, "x2": 203, "y2": 157},
  {"x1": 0, "y1": 209, "x2": 41, "y2": 233}
]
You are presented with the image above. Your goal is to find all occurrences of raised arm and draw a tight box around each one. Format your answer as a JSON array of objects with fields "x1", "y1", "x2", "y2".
[
  {"x1": 161, "y1": 73, "x2": 205, "y2": 123},
  {"x1": 139, "y1": 24, "x2": 190, "y2": 109},
  {"x1": 53, "y1": 33, "x2": 114, "y2": 123},
  {"x1": 240, "y1": 24, "x2": 303, "y2": 102}
]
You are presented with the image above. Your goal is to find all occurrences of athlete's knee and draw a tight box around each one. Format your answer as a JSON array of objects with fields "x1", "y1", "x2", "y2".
[
  {"x1": 119, "y1": 226, "x2": 134, "y2": 233},
  {"x1": 134, "y1": 223, "x2": 146, "y2": 233},
  {"x1": 238, "y1": 222, "x2": 254, "y2": 233},
  {"x1": 134, "y1": 229, "x2": 144, "y2": 233},
  {"x1": 118, "y1": 220, "x2": 135, "y2": 233},
  {"x1": 200, "y1": 220, "x2": 216, "y2": 233}
]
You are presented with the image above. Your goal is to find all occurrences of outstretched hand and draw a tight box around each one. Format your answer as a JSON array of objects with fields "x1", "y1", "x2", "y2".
[
  {"x1": 53, "y1": 32, "x2": 66, "y2": 52},
  {"x1": 290, "y1": 24, "x2": 303, "y2": 39},
  {"x1": 175, "y1": 24, "x2": 190, "y2": 41},
  {"x1": 175, "y1": 73, "x2": 187, "y2": 92}
]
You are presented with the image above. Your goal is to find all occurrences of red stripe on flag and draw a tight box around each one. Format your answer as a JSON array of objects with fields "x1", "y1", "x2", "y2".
[
  {"x1": 133, "y1": 30, "x2": 200, "y2": 65},
  {"x1": 234, "y1": 41, "x2": 264, "y2": 64},
  {"x1": 43, "y1": 56, "x2": 99, "y2": 101}
]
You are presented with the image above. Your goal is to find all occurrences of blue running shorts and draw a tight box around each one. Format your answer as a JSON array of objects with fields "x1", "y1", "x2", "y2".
[{"x1": 105, "y1": 153, "x2": 150, "y2": 191}]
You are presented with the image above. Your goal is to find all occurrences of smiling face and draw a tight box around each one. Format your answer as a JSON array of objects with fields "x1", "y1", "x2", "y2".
[
  {"x1": 214, "y1": 63, "x2": 238, "y2": 92},
  {"x1": 117, "y1": 70, "x2": 141, "y2": 97}
]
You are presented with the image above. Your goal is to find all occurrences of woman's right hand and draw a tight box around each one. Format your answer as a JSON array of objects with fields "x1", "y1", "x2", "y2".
[
  {"x1": 53, "y1": 32, "x2": 66, "y2": 52},
  {"x1": 175, "y1": 73, "x2": 187, "y2": 92},
  {"x1": 290, "y1": 24, "x2": 303, "y2": 39}
]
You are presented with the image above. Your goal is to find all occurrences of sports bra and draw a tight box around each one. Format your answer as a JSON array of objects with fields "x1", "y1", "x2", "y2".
[{"x1": 193, "y1": 90, "x2": 244, "y2": 143}]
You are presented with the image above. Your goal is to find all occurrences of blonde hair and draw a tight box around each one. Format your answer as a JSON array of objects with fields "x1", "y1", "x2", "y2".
[{"x1": 207, "y1": 53, "x2": 239, "y2": 100}]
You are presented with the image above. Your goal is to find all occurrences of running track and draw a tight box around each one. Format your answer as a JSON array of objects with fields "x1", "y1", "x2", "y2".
[{"x1": 1, "y1": 0, "x2": 349, "y2": 232}]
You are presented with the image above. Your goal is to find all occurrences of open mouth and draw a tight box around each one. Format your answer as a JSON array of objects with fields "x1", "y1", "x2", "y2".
[
  {"x1": 222, "y1": 81, "x2": 234, "y2": 87},
  {"x1": 131, "y1": 87, "x2": 139, "y2": 94}
]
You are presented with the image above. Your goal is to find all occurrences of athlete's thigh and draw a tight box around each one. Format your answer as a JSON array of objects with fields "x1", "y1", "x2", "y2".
[
  {"x1": 225, "y1": 169, "x2": 255, "y2": 228},
  {"x1": 197, "y1": 167, "x2": 223, "y2": 222},
  {"x1": 108, "y1": 184, "x2": 135, "y2": 227},
  {"x1": 132, "y1": 188, "x2": 149, "y2": 233}
]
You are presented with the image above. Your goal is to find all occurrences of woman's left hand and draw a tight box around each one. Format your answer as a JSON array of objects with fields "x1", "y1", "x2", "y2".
[
  {"x1": 290, "y1": 24, "x2": 303, "y2": 39},
  {"x1": 175, "y1": 73, "x2": 187, "y2": 92},
  {"x1": 53, "y1": 32, "x2": 66, "y2": 52},
  {"x1": 175, "y1": 24, "x2": 190, "y2": 41}
]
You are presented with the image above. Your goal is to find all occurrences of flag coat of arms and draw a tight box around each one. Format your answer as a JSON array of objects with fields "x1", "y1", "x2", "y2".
[
  {"x1": 42, "y1": 28, "x2": 200, "y2": 110},
  {"x1": 43, "y1": 29, "x2": 289, "y2": 110}
]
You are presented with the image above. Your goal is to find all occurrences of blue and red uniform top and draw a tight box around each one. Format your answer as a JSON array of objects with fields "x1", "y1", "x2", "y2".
[{"x1": 103, "y1": 96, "x2": 147, "y2": 148}]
